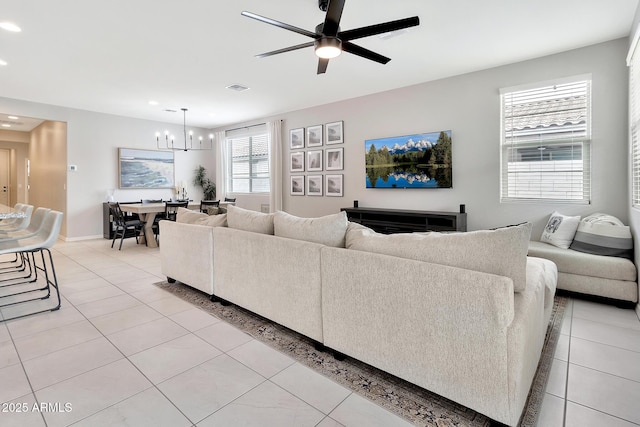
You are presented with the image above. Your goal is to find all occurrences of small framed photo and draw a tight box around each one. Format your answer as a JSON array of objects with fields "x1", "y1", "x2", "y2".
[
  {"x1": 325, "y1": 174, "x2": 343, "y2": 197},
  {"x1": 290, "y1": 152, "x2": 304, "y2": 172},
  {"x1": 325, "y1": 147, "x2": 343, "y2": 170},
  {"x1": 307, "y1": 125, "x2": 323, "y2": 147},
  {"x1": 290, "y1": 128, "x2": 304, "y2": 149},
  {"x1": 307, "y1": 175, "x2": 323, "y2": 196},
  {"x1": 325, "y1": 121, "x2": 343, "y2": 145},
  {"x1": 290, "y1": 175, "x2": 305, "y2": 195},
  {"x1": 307, "y1": 150, "x2": 323, "y2": 172}
]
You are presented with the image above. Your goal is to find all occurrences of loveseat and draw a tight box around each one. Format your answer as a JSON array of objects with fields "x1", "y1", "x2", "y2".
[
  {"x1": 527, "y1": 211, "x2": 637, "y2": 304},
  {"x1": 160, "y1": 206, "x2": 558, "y2": 426}
]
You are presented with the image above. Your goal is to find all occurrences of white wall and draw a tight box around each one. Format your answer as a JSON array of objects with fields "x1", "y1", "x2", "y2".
[
  {"x1": 628, "y1": 6, "x2": 640, "y2": 314},
  {"x1": 222, "y1": 38, "x2": 629, "y2": 236},
  {"x1": 0, "y1": 98, "x2": 216, "y2": 239}
]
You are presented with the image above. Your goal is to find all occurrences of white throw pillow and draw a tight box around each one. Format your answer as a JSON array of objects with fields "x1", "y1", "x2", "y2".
[
  {"x1": 540, "y1": 211, "x2": 580, "y2": 249},
  {"x1": 274, "y1": 211, "x2": 348, "y2": 247},
  {"x1": 346, "y1": 222, "x2": 532, "y2": 292},
  {"x1": 176, "y1": 207, "x2": 227, "y2": 227},
  {"x1": 226, "y1": 204, "x2": 274, "y2": 235}
]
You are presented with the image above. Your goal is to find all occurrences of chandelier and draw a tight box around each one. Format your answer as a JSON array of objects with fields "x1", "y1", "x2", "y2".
[{"x1": 156, "y1": 108, "x2": 213, "y2": 151}]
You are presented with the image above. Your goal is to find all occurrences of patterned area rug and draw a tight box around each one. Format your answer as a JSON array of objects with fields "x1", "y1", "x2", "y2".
[{"x1": 155, "y1": 281, "x2": 568, "y2": 427}]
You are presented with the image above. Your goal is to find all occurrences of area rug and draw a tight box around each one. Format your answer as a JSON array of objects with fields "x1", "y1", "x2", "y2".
[{"x1": 155, "y1": 281, "x2": 568, "y2": 427}]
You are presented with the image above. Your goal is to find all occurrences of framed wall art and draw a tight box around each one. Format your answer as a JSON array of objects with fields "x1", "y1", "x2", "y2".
[
  {"x1": 290, "y1": 152, "x2": 305, "y2": 172},
  {"x1": 307, "y1": 150, "x2": 323, "y2": 172},
  {"x1": 325, "y1": 147, "x2": 344, "y2": 171},
  {"x1": 325, "y1": 174, "x2": 343, "y2": 197},
  {"x1": 118, "y1": 148, "x2": 174, "y2": 189},
  {"x1": 325, "y1": 121, "x2": 343, "y2": 145},
  {"x1": 306, "y1": 125, "x2": 323, "y2": 147},
  {"x1": 290, "y1": 128, "x2": 304, "y2": 149},
  {"x1": 307, "y1": 175, "x2": 323, "y2": 196},
  {"x1": 290, "y1": 175, "x2": 305, "y2": 195}
]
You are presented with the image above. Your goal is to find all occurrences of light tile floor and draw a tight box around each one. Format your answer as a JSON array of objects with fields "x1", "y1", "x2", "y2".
[
  {"x1": 0, "y1": 238, "x2": 638, "y2": 426},
  {"x1": 0, "y1": 239, "x2": 412, "y2": 427}
]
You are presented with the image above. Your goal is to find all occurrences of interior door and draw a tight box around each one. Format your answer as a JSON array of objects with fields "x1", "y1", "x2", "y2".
[{"x1": 0, "y1": 149, "x2": 10, "y2": 206}]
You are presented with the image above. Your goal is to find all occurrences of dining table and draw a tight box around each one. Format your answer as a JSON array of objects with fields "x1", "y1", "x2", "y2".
[{"x1": 119, "y1": 201, "x2": 233, "y2": 248}]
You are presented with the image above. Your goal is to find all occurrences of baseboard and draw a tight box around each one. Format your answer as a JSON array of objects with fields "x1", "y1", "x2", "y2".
[{"x1": 62, "y1": 234, "x2": 104, "y2": 242}]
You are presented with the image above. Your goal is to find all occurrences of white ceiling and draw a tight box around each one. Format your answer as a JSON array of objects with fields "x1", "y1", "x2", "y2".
[{"x1": 0, "y1": 0, "x2": 637, "y2": 132}]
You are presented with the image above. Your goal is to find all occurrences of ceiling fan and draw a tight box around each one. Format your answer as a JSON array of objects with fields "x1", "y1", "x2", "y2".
[{"x1": 241, "y1": 0, "x2": 420, "y2": 74}]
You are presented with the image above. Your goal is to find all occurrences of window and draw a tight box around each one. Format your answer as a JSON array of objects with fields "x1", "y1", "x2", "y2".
[
  {"x1": 500, "y1": 78, "x2": 591, "y2": 203},
  {"x1": 630, "y1": 40, "x2": 640, "y2": 207},
  {"x1": 226, "y1": 125, "x2": 270, "y2": 193}
]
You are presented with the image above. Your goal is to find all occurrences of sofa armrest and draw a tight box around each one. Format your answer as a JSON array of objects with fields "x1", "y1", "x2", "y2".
[{"x1": 160, "y1": 220, "x2": 215, "y2": 295}]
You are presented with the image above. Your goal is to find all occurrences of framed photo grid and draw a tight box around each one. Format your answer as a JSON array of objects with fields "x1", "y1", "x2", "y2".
[{"x1": 288, "y1": 121, "x2": 344, "y2": 197}]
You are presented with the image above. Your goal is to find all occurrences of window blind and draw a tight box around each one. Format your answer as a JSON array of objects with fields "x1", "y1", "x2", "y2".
[
  {"x1": 630, "y1": 44, "x2": 640, "y2": 207},
  {"x1": 500, "y1": 79, "x2": 591, "y2": 203},
  {"x1": 226, "y1": 125, "x2": 270, "y2": 194}
]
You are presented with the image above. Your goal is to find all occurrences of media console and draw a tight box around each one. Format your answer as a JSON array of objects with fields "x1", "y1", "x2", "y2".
[{"x1": 341, "y1": 207, "x2": 466, "y2": 234}]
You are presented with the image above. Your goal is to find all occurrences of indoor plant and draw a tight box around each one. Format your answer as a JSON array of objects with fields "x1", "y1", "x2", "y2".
[{"x1": 193, "y1": 165, "x2": 216, "y2": 200}]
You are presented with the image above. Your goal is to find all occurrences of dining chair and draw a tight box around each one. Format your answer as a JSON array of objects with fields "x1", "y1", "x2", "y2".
[
  {"x1": 163, "y1": 201, "x2": 189, "y2": 221},
  {"x1": 224, "y1": 197, "x2": 236, "y2": 203},
  {"x1": 141, "y1": 199, "x2": 163, "y2": 204},
  {"x1": 0, "y1": 204, "x2": 34, "y2": 232},
  {"x1": 108, "y1": 202, "x2": 145, "y2": 250},
  {"x1": 200, "y1": 200, "x2": 220, "y2": 213}
]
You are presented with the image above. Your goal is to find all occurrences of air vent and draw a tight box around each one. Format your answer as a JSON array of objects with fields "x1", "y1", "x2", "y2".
[{"x1": 226, "y1": 84, "x2": 250, "y2": 92}]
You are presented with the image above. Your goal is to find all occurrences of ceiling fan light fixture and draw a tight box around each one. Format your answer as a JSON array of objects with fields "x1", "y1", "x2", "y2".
[{"x1": 315, "y1": 37, "x2": 342, "y2": 59}]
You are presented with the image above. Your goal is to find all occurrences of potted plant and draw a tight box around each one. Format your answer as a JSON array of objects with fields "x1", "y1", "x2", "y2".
[{"x1": 193, "y1": 165, "x2": 216, "y2": 200}]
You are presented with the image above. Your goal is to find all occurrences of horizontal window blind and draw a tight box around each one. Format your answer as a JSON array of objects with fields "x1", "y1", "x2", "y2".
[
  {"x1": 226, "y1": 125, "x2": 270, "y2": 194},
  {"x1": 631, "y1": 45, "x2": 640, "y2": 207},
  {"x1": 500, "y1": 79, "x2": 591, "y2": 203}
]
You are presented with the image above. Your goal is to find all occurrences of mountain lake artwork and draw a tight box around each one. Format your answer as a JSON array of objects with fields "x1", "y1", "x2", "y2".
[{"x1": 365, "y1": 130, "x2": 452, "y2": 189}]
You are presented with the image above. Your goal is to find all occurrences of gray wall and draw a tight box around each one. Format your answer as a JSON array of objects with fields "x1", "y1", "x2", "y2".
[{"x1": 225, "y1": 38, "x2": 629, "y2": 237}]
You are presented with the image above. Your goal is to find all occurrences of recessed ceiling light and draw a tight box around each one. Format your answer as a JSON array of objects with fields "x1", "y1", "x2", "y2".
[
  {"x1": 226, "y1": 84, "x2": 250, "y2": 92},
  {"x1": 148, "y1": 100, "x2": 159, "y2": 106},
  {"x1": 0, "y1": 22, "x2": 21, "y2": 32},
  {"x1": 7, "y1": 116, "x2": 18, "y2": 120},
  {"x1": 0, "y1": 59, "x2": 7, "y2": 66}
]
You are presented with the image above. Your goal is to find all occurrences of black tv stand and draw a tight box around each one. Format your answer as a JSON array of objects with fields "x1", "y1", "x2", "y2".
[{"x1": 341, "y1": 207, "x2": 466, "y2": 234}]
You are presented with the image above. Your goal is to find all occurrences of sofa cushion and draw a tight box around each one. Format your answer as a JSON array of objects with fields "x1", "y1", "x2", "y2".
[
  {"x1": 274, "y1": 211, "x2": 348, "y2": 247},
  {"x1": 569, "y1": 213, "x2": 633, "y2": 259},
  {"x1": 176, "y1": 207, "x2": 227, "y2": 227},
  {"x1": 226, "y1": 204, "x2": 274, "y2": 235},
  {"x1": 540, "y1": 211, "x2": 580, "y2": 249},
  {"x1": 528, "y1": 240, "x2": 637, "y2": 282},
  {"x1": 346, "y1": 222, "x2": 532, "y2": 292}
]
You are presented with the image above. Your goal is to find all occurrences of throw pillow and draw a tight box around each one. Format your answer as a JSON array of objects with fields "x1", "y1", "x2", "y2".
[
  {"x1": 274, "y1": 211, "x2": 349, "y2": 247},
  {"x1": 176, "y1": 207, "x2": 227, "y2": 227},
  {"x1": 226, "y1": 204, "x2": 274, "y2": 235},
  {"x1": 346, "y1": 222, "x2": 532, "y2": 292},
  {"x1": 540, "y1": 211, "x2": 580, "y2": 249},
  {"x1": 569, "y1": 213, "x2": 633, "y2": 259},
  {"x1": 176, "y1": 208, "x2": 207, "y2": 224}
]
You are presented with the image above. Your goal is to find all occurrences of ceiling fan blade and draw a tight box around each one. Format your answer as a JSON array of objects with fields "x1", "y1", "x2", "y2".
[
  {"x1": 255, "y1": 42, "x2": 315, "y2": 58},
  {"x1": 322, "y1": 0, "x2": 346, "y2": 36},
  {"x1": 241, "y1": 11, "x2": 318, "y2": 39},
  {"x1": 342, "y1": 41, "x2": 391, "y2": 64},
  {"x1": 339, "y1": 16, "x2": 420, "y2": 41},
  {"x1": 317, "y1": 58, "x2": 330, "y2": 74}
]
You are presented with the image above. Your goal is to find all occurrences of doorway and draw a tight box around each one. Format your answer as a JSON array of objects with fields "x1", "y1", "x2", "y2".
[{"x1": 0, "y1": 149, "x2": 10, "y2": 206}]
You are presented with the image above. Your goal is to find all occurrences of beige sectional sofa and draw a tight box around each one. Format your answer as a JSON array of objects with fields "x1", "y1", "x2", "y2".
[{"x1": 160, "y1": 206, "x2": 558, "y2": 427}]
